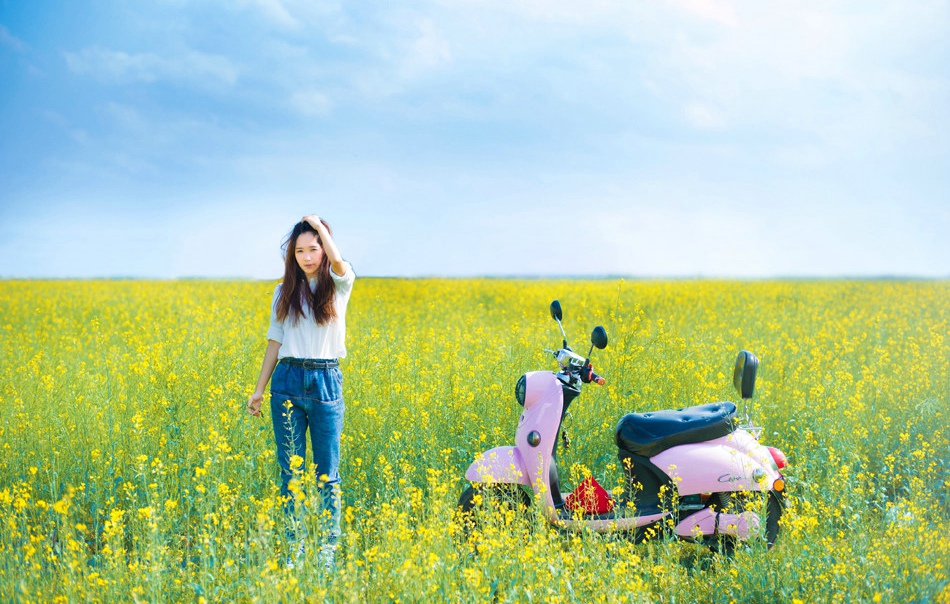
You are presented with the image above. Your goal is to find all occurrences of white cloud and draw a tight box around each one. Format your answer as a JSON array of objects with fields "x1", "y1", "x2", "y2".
[
  {"x1": 668, "y1": 0, "x2": 738, "y2": 27},
  {"x1": 684, "y1": 102, "x2": 726, "y2": 131},
  {"x1": 289, "y1": 90, "x2": 333, "y2": 116},
  {"x1": 0, "y1": 24, "x2": 28, "y2": 52},
  {"x1": 247, "y1": 0, "x2": 302, "y2": 29},
  {"x1": 403, "y1": 18, "x2": 452, "y2": 76},
  {"x1": 253, "y1": 0, "x2": 345, "y2": 28},
  {"x1": 171, "y1": 201, "x2": 291, "y2": 279},
  {"x1": 64, "y1": 46, "x2": 239, "y2": 87}
]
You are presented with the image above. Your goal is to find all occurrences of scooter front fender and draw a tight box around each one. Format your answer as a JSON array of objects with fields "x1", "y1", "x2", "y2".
[
  {"x1": 675, "y1": 508, "x2": 760, "y2": 540},
  {"x1": 465, "y1": 446, "x2": 531, "y2": 486}
]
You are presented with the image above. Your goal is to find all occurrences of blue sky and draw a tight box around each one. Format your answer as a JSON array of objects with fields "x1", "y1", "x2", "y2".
[{"x1": 1, "y1": 0, "x2": 948, "y2": 279}]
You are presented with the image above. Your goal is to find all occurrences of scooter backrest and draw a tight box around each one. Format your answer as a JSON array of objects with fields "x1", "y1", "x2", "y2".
[{"x1": 733, "y1": 350, "x2": 758, "y2": 400}]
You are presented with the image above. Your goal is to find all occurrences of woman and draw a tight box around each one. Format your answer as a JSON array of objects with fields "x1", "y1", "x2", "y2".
[{"x1": 247, "y1": 214, "x2": 355, "y2": 569}]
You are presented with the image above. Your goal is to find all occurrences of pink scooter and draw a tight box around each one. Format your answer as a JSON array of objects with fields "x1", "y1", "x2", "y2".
[{"x1": 458, "y1": 300, "x2": 787, "y2": 550}]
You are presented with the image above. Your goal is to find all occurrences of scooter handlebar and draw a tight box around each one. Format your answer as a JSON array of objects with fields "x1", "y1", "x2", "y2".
[{"x1": 581, "y1": 363, "x2": 606, "y2": 386}]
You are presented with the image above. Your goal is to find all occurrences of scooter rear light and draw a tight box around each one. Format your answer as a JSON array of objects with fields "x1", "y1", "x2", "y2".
[
  {"x1": 773, "y1": 478, "x2": 785, "y2": 493},
  {"x1": 768, "y1": 446, "x2": 788, "y2": 469}
]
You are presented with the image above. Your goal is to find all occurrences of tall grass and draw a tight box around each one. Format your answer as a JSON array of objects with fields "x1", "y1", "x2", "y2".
[{"x1": 1, "y1": 278, "x2": 948, "y2": 602}]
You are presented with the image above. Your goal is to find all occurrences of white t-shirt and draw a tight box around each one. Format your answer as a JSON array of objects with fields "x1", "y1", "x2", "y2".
[{"x1": 266, "y1": 265, "x2": 355, "y2": 359}]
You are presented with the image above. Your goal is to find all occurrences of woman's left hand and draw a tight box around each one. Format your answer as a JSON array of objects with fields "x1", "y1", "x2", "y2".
[{"x1": 303, "y1": 215, "x2": 322, "y2": 228}]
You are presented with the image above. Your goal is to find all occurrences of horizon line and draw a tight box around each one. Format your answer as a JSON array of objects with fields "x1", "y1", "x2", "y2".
[{"x1": 1, "y1": 273, "x2": 948, "y2": 282}]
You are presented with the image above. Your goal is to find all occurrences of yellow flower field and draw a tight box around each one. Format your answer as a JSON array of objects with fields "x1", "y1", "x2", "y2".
[{"x1": 1, "y1": 278, "x2": 948, "y2": 603}]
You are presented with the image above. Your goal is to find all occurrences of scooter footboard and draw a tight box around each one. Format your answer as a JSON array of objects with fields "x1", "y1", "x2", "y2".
[{"x1": 465, "y1": 446, "x2": 531, "y2": 486}]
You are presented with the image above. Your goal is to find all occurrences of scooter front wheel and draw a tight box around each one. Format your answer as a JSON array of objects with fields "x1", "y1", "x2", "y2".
[{"x1": 454, "y1": 484, "x2": 532, "y2": 549}]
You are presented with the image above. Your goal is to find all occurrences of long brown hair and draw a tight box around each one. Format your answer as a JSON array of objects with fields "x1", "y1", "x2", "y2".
[{"x1": 275, "y1": 219, "x2": 338, "y2": 325}]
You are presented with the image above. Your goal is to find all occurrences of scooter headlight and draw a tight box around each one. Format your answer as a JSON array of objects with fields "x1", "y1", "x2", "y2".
[{"x1": 515, "y1": 374, "x2": 527, "y2": 407}]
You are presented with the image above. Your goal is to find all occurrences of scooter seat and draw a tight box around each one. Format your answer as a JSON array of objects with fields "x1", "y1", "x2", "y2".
[{"x1": 615, "y1": 402, "x2": 737, "y2": 458}]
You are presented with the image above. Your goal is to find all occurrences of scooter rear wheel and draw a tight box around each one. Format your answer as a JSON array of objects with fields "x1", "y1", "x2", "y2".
[{"x1": 706, "y1": 490, "x2": 783, "y2": 554}]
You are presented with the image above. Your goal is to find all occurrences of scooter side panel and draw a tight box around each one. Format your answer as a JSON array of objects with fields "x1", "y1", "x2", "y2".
[
  {"x1": 651, "y1": 431, "x2": 780, "y2": 494},
  {"x1": 465, "y1": 446, "x2": 531, "y2": 486}
]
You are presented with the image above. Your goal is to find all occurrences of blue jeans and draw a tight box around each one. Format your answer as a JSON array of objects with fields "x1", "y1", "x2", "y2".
[{"x1": 270, "y1": 360, "x2": 344, "y2": 543}]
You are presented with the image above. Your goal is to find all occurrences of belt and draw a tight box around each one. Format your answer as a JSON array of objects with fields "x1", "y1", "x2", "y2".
[{"x1": 279, "y1": 357, "x2": 339, "y2": 369}]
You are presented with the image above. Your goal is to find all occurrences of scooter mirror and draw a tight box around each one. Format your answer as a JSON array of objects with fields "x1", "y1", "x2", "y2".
[
  {"x1": 591, "y1": 326, "x2": 608, "y2": 350},
  {"x1": 733, "y1": 350, "x2": 758, "y2": 399},
  {"x1": 550, "y1": 300, "x2": 563, "y2": 322}
]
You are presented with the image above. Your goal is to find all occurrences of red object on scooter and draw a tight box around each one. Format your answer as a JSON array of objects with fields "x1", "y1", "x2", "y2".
[{"x1": 565, "y1": 476, "x2": 615, "y2": 514}]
